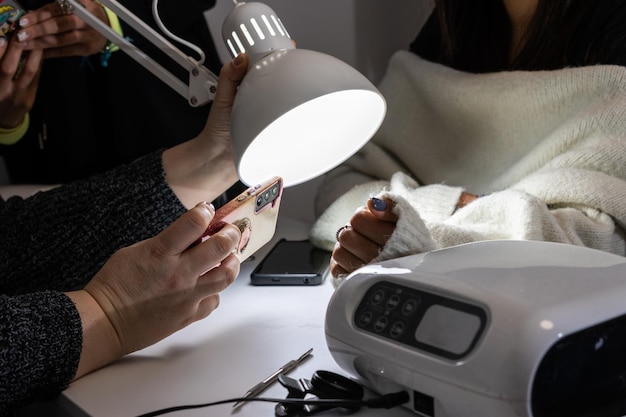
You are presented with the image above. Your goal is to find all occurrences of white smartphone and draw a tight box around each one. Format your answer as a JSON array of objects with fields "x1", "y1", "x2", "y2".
[{"x1": 195, "y1": 176, "x2": 283, "y2": 262}]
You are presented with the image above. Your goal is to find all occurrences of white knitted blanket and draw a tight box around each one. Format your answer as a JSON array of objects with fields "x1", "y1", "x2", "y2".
[{"x1": 310, "y1": 51, "x2": 626, "y2": 285}]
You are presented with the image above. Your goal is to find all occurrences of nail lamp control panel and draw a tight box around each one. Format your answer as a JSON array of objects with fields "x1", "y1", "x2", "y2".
[{"x1": 325, "y1": 240, "x2": 626, "y2": 417}]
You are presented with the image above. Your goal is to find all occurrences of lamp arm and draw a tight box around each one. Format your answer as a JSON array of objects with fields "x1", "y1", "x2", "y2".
[{"x1": 66, "y1": 0, "x2": 219, "y2": 107}]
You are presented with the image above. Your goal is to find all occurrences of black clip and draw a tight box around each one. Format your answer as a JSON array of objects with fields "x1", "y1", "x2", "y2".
[{"x1": 274, "y1": 370, "x2": 364, "y2": 416}]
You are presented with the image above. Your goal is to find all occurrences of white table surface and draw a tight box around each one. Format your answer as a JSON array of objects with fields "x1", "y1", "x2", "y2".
[{"x1": 47, "y1": 216, "x2": 415, "y2": 417}]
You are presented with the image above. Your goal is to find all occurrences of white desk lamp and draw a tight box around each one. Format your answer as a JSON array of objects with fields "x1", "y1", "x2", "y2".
[{"x1": 66, "y1": 0, "x2": 387, "y2": 187}]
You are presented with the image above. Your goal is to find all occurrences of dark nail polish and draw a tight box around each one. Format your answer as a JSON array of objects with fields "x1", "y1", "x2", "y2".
[{"x1": 371, "y1": 197, "x2": 387, "y2": 211}]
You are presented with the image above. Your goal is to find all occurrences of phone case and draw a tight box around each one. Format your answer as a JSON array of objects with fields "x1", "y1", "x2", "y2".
[
  {"x1": 197, "y1": 176, "x2": 283, "y2": 262},
  {"x1": 1, "y1": 0, "x2": 26, "y2": 40}
]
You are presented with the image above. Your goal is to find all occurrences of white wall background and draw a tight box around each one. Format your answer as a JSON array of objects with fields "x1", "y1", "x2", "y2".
[{"x1": 206, "y1": 0, "x2": 433, "y2": 222}]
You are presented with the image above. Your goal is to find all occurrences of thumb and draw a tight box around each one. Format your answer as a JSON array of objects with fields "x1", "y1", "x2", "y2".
[
  {"x1": 208, "y1": 53, "x2": 248, "y2": 129},
  {"x1": 152, "y1": 202, "x2": 216, "y2": 255},
  {"x1": 368, "y1": 197, "x2": 398, "y2": 222}
]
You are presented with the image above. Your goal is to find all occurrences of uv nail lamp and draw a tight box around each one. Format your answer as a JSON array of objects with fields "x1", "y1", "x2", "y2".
[{"x1": 325, "y1": 240, "x2": 626, "y2": 417}]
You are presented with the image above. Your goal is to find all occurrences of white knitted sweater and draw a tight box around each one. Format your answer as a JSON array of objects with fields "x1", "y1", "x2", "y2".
[{"x1": 310, "y1": 51, "x2": 626, "y2": 283}]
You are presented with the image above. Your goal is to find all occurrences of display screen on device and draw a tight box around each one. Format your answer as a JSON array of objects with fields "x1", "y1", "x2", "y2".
[
  {"x1": 250, "y1": 239, "x2": 330, "y2": 285},
  {"x1": 354, "y1": 281, "x2": 487, "y2": 360}
]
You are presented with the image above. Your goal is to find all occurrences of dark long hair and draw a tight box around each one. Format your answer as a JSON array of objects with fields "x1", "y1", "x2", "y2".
[{"x1": 427, "y1": 0, "x2": 626, "y2": 72}]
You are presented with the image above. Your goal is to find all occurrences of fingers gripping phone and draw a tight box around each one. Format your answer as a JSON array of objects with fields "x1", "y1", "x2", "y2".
[
  {"x1": 196, "y1": 176, "x2": 283, "y2": 262},
  {"x1": 0, "y1": 0, "x2": 26, "y2": 40}
]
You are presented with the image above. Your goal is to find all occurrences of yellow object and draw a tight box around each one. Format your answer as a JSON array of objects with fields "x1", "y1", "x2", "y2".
[
  {"x1": 0, "y1": 114, "x2": 29, "y2": 145},
  {"x1": 101, "y1": 5, "x2": 122, "y2": 53}
]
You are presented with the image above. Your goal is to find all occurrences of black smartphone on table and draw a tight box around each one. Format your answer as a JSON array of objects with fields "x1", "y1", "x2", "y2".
[{"x1": 250, "y1": 239, "x2": 331, "y2": 285}]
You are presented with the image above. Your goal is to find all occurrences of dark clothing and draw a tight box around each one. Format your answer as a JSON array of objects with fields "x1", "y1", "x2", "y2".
[
  {"x1": 410, "y1": 1, "x2": 626, "y2": 72},
  {"x1": 0, "y1": 150, "x2": 186, "y2": 414},
  {"x1": 0, "y1": 3, "x2": 220, "y2": 412},
  {"x1": 1, "y1": 0, "x2": 220, "y2": 185}
]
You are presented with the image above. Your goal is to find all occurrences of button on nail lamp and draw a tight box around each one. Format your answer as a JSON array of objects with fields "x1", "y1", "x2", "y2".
[{"x1": 67, "y1": 0, "x2": 387, "y2": 187}]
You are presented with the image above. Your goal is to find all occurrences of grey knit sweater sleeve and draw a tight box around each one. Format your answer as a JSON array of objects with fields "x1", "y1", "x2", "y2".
[{"x1": 0, "y1": 150, "x2": 188, "y2": 414}]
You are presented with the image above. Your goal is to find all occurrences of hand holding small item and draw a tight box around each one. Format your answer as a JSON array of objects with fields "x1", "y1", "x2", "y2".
[{"x1": 17, "y1": 0, "x2": 110, "y2": 57}]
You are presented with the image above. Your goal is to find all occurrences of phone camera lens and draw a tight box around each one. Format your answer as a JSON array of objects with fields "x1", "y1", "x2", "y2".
[{"x1": 256, "y1": 196, "x2": 263, "y2": 207}]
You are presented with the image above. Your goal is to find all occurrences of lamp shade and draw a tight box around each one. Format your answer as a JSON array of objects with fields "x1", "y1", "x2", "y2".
[{"x1": 222, "y1": 2, "x2": 387, "y2": 187}]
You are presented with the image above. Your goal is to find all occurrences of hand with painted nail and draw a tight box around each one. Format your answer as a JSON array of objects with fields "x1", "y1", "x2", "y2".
[
  {"x1": 17, "y1": 0, "x2": 108, "y2": 58},
  {"x1": 76, "y1": 56, "x2": 251, "y2": 365},
  {"x1": 69, "y1": 202, "x2": 242, "y2": 380},
  {"x1": 0, "y1": 53, "x2": 249, "y2": 413},
  {"x1": 0, "y1": 35, "x2": 43, "y2": 129},
  {"x1": 331, "y1": 197, "x2": 398, "y2": 277}
]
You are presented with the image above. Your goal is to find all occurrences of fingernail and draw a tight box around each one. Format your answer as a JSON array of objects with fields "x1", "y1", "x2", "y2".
[
  {"x1": 197, "y1": 201, "x2": 215, "y2": 214},
  {"x1": 17, "y1": 31, "x2": 28, "y2": 41},
  {"x1": 0, "y1": 38, "x2": 6, "y2": 48},
  {"x1": 19, "y1": 17, "x2": 29, "y2": 26},
  {"x1": 371, "y1": 197, "x2": 387, "y2": 211},
  {"x1": 233, "y1": 53, "x2": 243, "y2": 67}
]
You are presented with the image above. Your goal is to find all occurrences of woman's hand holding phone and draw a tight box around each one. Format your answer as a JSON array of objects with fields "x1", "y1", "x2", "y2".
[
  {"x1": 17, "y1": 0, "x2": 110, "y2": 57},
  {"x1": 195, "y1": 176, "x2": 284, "y2": 263}
]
